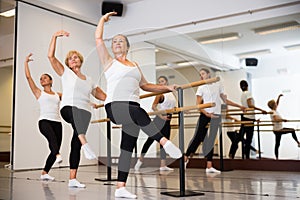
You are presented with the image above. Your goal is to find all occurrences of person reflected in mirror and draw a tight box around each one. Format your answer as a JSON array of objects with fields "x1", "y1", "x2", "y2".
[
  {"x1": 24, "y1": 53, "x2": 62, "y2": 181},
  {"x1": 184, "y1": 68, "x2": 245, "y2": 174},
  {"x1": 134, "y1": 76, "x2": 177, "y2": 172},
  {"x1": 267, "y1": 94, "x2": 300, "y2": 160}
]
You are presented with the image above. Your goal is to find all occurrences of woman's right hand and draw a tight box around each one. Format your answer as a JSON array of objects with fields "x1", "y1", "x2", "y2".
[
  {"x1": 102, "y1": 11, "x2": 117, "y2": 22},
  {"x1": 25, "y1": 53, "x2": 33, "y2": 63},
  {"x1": 53, "y1": 30, "x2": 70, "y2": 38}
]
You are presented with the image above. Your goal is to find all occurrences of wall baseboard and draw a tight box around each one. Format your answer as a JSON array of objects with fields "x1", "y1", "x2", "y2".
[{"x1": 0, "y1": 152, "x2": 10, "y2": 162}]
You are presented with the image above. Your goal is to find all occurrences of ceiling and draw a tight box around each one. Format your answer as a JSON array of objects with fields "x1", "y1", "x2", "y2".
[{"x1": 1, "y1": 0, "x2": 300, "y2": 71}]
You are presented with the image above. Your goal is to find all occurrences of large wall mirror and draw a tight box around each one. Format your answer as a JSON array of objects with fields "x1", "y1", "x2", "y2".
[{"x1": 152, "y1": 12, "x2": 300, "y2": 161}]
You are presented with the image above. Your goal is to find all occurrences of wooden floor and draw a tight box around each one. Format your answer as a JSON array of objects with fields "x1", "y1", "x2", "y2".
[{"x1": 1, "y1": 160, "x2": 299, "y2": 200}]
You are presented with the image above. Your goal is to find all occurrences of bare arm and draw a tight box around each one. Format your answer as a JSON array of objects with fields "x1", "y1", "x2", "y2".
[
  {"x1": 24, "y1": 53, "x2": 41, "y2": 99},
  {"x1": 48, "y1": 30, "x2": 69, "y2": 76},
  {"x1": 220, "y1": 93, "x2": 246, "y2": 111},
  {"x1": 247, "y1": 98, "x2": 267, "y2": 114},
  {"x1": 139, "y1": 68, "x2": 176, "y2": 93},
  {"x1": 92, "y1": 87, "x2": 107, "y2": 101},
  {"x1": 95, "y1": 12, "x2": 116, "y2": 70},
  {"x1": 276, "y1": 94, "x2": 283, "y2": 107}
]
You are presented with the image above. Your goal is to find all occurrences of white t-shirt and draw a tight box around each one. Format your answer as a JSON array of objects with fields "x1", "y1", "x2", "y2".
[
  {"x1": 270, "y1": 110, "x2": 283, "y2": 131},
  {"x1": 157, "y1": 92, "x2": 177, "y2": 111},
  {"x1": 104, "y1": 59, "x2": 141, "y2": 104},
  {"x1": 241, "y1": 91, "x2": 255, "y2": 119},
  {"x1": 195, "y1": 82, "x2": 224, "y2": 115},
  {"x1": 60, "y1": 67, "x2": 97, "y2": 111},
  {"x1": 38, "y1": 91, "x2": 61, "y2": 122}
]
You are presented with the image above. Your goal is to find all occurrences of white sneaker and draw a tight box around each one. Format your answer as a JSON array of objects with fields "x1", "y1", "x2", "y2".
[
  {"x1": 163, "y1": 141, "x2": 182, "y2": 159},
  {"x1": 159, "y1": 166, "x2": 174, "y2": 171},
  {"x1": 134, "y1": 159, "x2": 143, "y2": 171},
  {"x1": 68, "y1": 179, "x2": 86, "y2": 188},
  {"x1": 205, "y1": 167, "x2": 221, "y2": 174},
  {"x1": 184, "y1": 159, "x2": 189, "y2": 170},
  {"x1": 115, "y1": 187, "x2": 137, "y2": 199},
  {"x1": 55, "y1": 155, "x2": 63, "y2": 164},
  {"x1": 82, "y1": 143, "x2": 97, "y2": 160},
  {"x1": 40, "y1": 174, "x2": 55, "y2": 181}
]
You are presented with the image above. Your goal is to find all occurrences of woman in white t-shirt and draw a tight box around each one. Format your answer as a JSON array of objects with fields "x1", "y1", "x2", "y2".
[
  {"x1": 24, "y1": 53, "x2": 62, "y2": 181},
  {"x1": 48, "y1": 31, "x2": 106, "y2": 188},
  {"x1": 267, "y1": 94, "x2": 300, "y2": 159},
  {"x1": 134, "y1": 76, "x2": 177, "y2": 172},
  {"x1": 96, "y1": 12, "x2": 181, "y2": 199},
  {"x1": 184, "y1": 68, "x2": 245, "y2": 174}
]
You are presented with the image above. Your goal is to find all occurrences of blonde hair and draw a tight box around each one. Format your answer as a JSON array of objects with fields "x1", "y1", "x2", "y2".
[
  {"x1": 64, "y1": 50, "x2": 84, "y2": 67},
  {"x1": 267, "y1": 99, "x2": 276, "y2": 110}
]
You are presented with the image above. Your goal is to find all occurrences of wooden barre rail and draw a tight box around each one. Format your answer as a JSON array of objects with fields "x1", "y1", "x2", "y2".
[
  {"x1": 95, "y1": 77, "x2": 220, "y2": 108},
  {"x1": 91, "y1": 103, "x2": 215, "y2": 124},
  {"x1": 147, "y1": 103, "x2": 215, "y2": 116},
  {"x1": 228, "y1": 111, "x2": 273, "y2": 116}
]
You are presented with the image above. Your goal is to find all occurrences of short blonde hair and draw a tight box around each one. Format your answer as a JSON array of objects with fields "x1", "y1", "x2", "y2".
[
  {"x1": 64, "y1": 50, "x2": 84, "y2": 67},
  {"x1": 267, "y1": 99, "x2": 276, "y2": 109}
]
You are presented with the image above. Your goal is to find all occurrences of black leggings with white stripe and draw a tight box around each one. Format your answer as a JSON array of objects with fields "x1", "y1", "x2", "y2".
[
  {"x1": 105, "y1": 101, "x2": 164, "y2": 182},
  {"x1": 38, "y1": 119, "x2": 62, "y2": 173}
]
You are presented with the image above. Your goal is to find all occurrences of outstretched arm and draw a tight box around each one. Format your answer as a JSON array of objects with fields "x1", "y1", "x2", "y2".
[
  {"x1": 220, "y1": 93, "x2": 246, "y2": 111},
  {"x1": 92, "y1": 87, "x2": 107, "y2": 101},
  {"x1": 95, "y1": 12, "x2": 116, "y2": 70},
  {"x1": 24, "y1": 53, "x2": 41, "y2": 99},
  {"x1": 247, "y1": 98, "x2": 267, "y2": 114},
  {"x1": 48, "y1": 30, "x2": 69, "y2": 76}
]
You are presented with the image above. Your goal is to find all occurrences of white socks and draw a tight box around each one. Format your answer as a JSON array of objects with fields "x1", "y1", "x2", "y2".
[
  {"x1": 55, "y1": 155, "x2": 63, "y2": 164},
  {"x1": 68, "y1": 179, "x2": 86, "y2": 188},
  {"x1": 82, "y1": 143, "x2": 97, "y2": 160},
  {"x1": 163, "y1": 140, "x2": 182, "y2": 159},
  {"x1": 40, "y1": 174, "x2": 55, "y2": 181},
  {"x1": 205, "y1": 167, "x2": 221, "y2": 174},
  {"x1": 134, "y1": 159, "x2": 143, "y2": 171},
  {"x1": 159, "y1": 166, "x2": 174, "y2": 171},
  {"x1": 115, "y1": 187, "x2": 137, "y2": 199}
]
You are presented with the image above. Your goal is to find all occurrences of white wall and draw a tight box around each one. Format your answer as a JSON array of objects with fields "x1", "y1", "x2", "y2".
[
  {"x1": 253, "y1": 75, "x2": 300, "y2": 159},
  {"x1": 13, "y1": 2, "x2": 105, "y2": 170}
]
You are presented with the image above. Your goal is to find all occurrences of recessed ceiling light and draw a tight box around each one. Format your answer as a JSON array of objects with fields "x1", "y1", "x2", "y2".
[
  {"x1": 236, "y1": 49, "x2": 271, "y2": 59},
  {"x1": 284, "y1": 44, "x2": 300, "y2": 51},
  {"x1": 198, "y1": 33, "x2": 241, "y2": 44},
  {"x1": 253, "y1": 21, "x2": 300, "y2": 35}
]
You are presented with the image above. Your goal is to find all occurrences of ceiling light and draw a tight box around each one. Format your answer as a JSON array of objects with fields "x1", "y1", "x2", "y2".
[
  {"x1": 0, "y1": 9, "x2": 15, "y2": 17},
  {"x1": 284, "y1": 44, "x2": 300, "y2": 51},
  {"x1": 236, "y1": 49, "x2": 271, "y2": 59},
  {"x1": 254, "y1": 21, "x2": 300, "y2": 35},
  {"x1": 198, "y1": 33, "x2": 241, "y2": 44},
  {"x1": 177, "y1": 61, "x2": 198, "y2": 67}
]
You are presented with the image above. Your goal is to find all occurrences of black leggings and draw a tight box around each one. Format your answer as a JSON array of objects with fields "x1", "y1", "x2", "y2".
[
  {"x1": 60, "y1": 106, "x2": 91, "y2": 169},
  {"x1": 140, "y1": 115, "x2": 171, "y2": 160},
  {"x1": 105, "y1": 101, "x2": 164, "y2": 182},
  {"x1": 38, "y1": 120, "x2": 62, "y2": 173},
  {"x1": 274, "y1": 128, "x2": 299, "y2": 158},
  {"x1": 185, "y1": 113, "x2": 221, "y2": 161}
]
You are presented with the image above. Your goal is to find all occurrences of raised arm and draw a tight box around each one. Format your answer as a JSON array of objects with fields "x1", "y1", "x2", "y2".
[
  {"x1": 276, "y1": 94, "x2": 283, "y2": 107},
  {"x1": 95, "y1": 12, "x2": 116, "y2": 70},
  {"x1": 24, "y1": 53, "x2": 41, "y2": 99},
  {"x1": 48, "y1": 30, "x2": 69, "y2": 76}
]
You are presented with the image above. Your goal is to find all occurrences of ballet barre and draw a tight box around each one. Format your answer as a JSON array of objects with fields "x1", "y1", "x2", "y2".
[{"x1": 94, "y1": 77, "x2": 220, "y2": 109}]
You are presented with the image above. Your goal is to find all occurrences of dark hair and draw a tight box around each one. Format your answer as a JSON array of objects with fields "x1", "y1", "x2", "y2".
[
  {"x1": 199, "y1": 68, "x2": 210, "y2": 74},
  {"x1": 158, "y1": 75, "x2": 168, "y2": 82},
  {"x1": 43, "y1": 73, "x2": 52, "y2": 80},
  {"x1": 240, "y1": 80, "x2": 248, "y2": 91}
]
